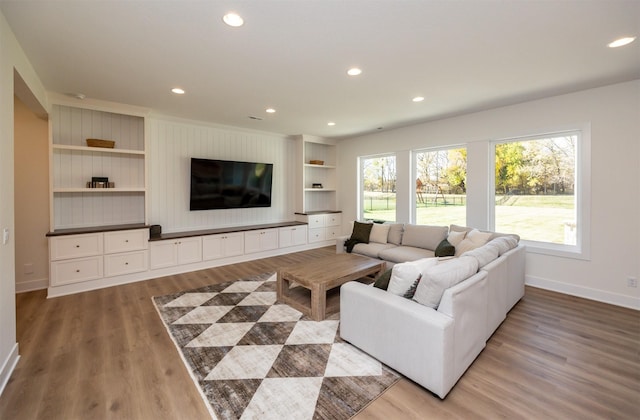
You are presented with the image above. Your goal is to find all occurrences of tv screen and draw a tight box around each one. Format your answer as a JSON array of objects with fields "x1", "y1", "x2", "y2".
[{"x1": 190, "y1": 158, "x2": 273, "y2": 210}]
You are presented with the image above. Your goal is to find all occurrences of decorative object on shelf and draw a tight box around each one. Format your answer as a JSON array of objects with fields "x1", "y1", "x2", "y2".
[
  {"x1": 312, "y1": 183, "x2": 323, "y2": 189},
  {"x1": 309, "y1": 159, "x2": 324, "y2": 165},
  {"x1": 86, "y1": 138, "x2": 115, "y2": 148},
  {"x1": 87, "y1": 176, "x2": 114, "y2": 188},
  {"x1": 150, "y1": 224, "x2": 162, "y2": 238}
]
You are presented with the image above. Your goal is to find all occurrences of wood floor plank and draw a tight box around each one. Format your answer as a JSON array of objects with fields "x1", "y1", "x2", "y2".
[{"x1": 1, "y1": 246, "x2": 638, "y2": 419}]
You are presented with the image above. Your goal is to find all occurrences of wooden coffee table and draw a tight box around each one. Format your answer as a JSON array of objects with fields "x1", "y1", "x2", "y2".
[{"x1": 277, "y1": 253, "x2": 386, "y2": 321}]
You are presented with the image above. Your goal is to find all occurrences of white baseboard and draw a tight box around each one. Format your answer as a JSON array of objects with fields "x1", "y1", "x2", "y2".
[
  {"x1": 0, "y1": 343, "x2": 19, "y2": 397},
  {"x1": 15, "y1": 278, "x2": 48, "y2": 293},
  {"x1": 526, "y1": 275, "x2": 640, "y2": 310}
]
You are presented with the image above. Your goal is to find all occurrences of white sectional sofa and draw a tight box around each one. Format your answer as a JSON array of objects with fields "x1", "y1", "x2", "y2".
[{"x1": 338, "y1": 223, "x2": 526, "y2": 398}]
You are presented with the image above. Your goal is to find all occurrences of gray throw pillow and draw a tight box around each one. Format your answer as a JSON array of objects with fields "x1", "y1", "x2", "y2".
[
  {"x1": 350, "y1": 221, "x2": 373, "y2": 243},
  {"x1": 434, "y1": 238, "x2": 455, "y2": 257},
  {"x1": 373, "y1": 268, "x2": 392, "y2": 290}
]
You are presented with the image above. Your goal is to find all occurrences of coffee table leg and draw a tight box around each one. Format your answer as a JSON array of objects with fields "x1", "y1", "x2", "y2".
[{"x1": 311, "y1": 283, "x2": 326, "y2": 321}]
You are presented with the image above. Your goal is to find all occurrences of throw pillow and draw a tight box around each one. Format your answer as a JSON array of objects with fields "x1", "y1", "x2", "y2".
[
  {"x1": 455, "y1": 228, "x2": 493, "y2": 256},
  {"x1": 413, "y1": 256, "x2": 479, "y2": 309},
  {"x1": 403, "y1": 276, "x2": 422, "y2": 299},
  {"x1": 447, "y1": 230, "x2": 466, "y2": 247},
  {"x1": 461, "y1": 242, "x2": 500, "y2": 268},
  {"x1": 369, "y1": 223, "x2": 391, "y2": 244},
  {"x1": 387, "y1": 258, "x2": 438, "y2": 297},
  {"x1": 387, "y1": 223, "x2": 404, "y2": 245},
  {"x1": 489, "y1": 236, "x2": 518, "y2": 255},
  {"x1": 350, "y1": 221, "x2": 373, "y2": 243},
  {"x1": 373, "y1": 268, "x2": 392, "y2": 290},
  {"x1": 434, "y1": 238, "x2": 455, "y2": 257}
]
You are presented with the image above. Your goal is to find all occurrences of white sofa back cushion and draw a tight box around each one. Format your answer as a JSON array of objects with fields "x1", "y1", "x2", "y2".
[
  {"x1": 461, "y1": 241, "x2": 500, "y2": 268},
  {"x1": 402, "y1": 224, "x2": 448, "y2": 250},
  {"x1": 387, "y1": 257, "x2": 438, "y2": 296},
  {"x1": 413, "y1": 256, "x2": 479, "y2": 309}
]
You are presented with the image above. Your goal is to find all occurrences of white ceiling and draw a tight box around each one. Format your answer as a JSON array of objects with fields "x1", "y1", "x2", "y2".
[{"x1": 1, "y1": 0, "x2": 639, "y2": 139}]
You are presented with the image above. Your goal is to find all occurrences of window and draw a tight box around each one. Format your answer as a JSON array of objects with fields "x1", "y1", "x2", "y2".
[
  {"x1": 360, "y1": 154, "x2": 396, "y2": 221},
  {"x1": 492, "y1": 130, "x2": 588, "y2": 257},
  {"x1": 414, "y1": 147, "x2": 467, "y2": 226}
]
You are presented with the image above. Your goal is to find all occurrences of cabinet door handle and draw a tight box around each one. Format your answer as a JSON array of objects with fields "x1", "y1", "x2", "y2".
[
  {"x1": 75, "y1": 245, "x2": 80, "y2": 248},
  {"x1": 125, "y1": 262, "x2": 129, "y2": 265},
  {"x1": 125, "y1": 239, "x2": 129, "y2": 243},
  {"x1": 76, "y1": 269, "x2": 80, "y2": 273}
]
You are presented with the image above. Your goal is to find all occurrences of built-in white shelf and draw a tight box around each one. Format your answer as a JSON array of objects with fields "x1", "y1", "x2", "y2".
[
  {"x1": 52, "y1": 144, "x2": 144, "y2": 155},
  {"x1": 53, "y1": 188, "x2": 146, "y2": 193},
  {"x1": 303, "y1": 163, "x2": 336, "y2": 169},
  {"x1": 304, "y1": 188, "x2": 337, "y2": 192}
]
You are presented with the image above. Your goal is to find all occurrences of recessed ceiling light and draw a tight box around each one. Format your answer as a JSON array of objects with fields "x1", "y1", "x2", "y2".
[
  {"x1": 608, "y1": 36, "x2": 636, "y2": 48},
  {"x1": 223, "y1": 12, "x2": 244, "y2": 27},
  {"x1": 265, "y1": 108, "x2": 276, "y2": 113},
  {"x1": 412, "y1": 96, "x2": 425, "y2": 102},
  {"x1": 327, "y1": 122, "x2": 336, "y2": 126},
  {"x1": 171, "y1": 88, "x2": 185, "y2": 94},
  {"x1": 347, "y1": 68, "x2": 362, "y2": 76}
]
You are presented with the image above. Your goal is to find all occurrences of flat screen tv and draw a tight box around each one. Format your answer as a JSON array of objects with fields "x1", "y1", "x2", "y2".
[{"x1": 190, "y1": 158, "x2": 273, "y2": 210}]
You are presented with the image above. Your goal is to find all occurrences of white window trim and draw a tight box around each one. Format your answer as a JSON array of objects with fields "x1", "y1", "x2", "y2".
[
  {"x1": 489, "y1": 125, "x2": 591, "y2": 261},
  {"x1": 411, "y1": 145, "x2": 467, "y2": 225},
  {"x1": 358, "y1": 153, "x2": 397, "y2": 222}
]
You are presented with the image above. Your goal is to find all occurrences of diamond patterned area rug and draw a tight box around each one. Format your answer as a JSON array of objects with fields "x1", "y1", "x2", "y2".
[{"x1": 152, "y1": 272, "x2": 400, "y2": 420}]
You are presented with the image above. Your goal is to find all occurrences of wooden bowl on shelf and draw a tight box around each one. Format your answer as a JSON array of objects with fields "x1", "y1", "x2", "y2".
[
  {"x1": 309, "y1": 160, "x2": 324, "y2": 165},
  {"x1": 86, "y1": 138, "x2": 115, "y2": 148}
]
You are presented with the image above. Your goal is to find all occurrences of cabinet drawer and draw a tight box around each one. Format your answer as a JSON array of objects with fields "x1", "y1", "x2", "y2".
[
  {"x1": 307, "y1": 215, "x2": 326, "y2": 228},
  {"x1": 104, "y1": 250, "x2": 148, "y2": 277},
  {"x1": 326, "y1": 213, "x2": 342, "y2": 227},
  {"x1": 325, "y1": 226, "x2": 341, "y2": 240},
  {"x1": 50, "y1": 233, "x2": 103, "y2": 261},
  {"x1": 104, "y1": 229, "x2": 148, "y2": 254},
  {"x1": 50, "y1": 256, "x2": 103, "y2": 286},
  {"x1": 308, "y1": 228, "x2": 326, "y2": 243}
]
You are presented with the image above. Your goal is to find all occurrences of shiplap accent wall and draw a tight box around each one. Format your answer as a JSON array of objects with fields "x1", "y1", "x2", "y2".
[{"x1": 147, "y1": 117, "x2": 296, "y2": 233}]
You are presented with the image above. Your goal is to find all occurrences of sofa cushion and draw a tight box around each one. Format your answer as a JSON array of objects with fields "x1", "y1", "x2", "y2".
[
  {"x1": 350, "y1": 221, "x2": 373, "y2": 243},
  {"x1": 386, "y1": 223, "x2": 404, "y2": 245},
  {"x1": 387, "y1": 258, "x2": 438, "y2": 297},
  {"x1": 412, "y1": 256, "x2": 479, "y2": 309},
  {"x1": 370, "y1": 223, "x2": 391, "y2": 244},
  {"x1": 461, "y1": 241, "x2": 500, "y2": 268},
  {"x1": 373, "y1": 268, "x2": 393, "y2": 290},
  {"x1": 455, "y1": 229, "x2": 493, "y2": 256},
  {"x1": 434, "y1": 238, "x2": 455, "y2": 257},
  {"x1": 352, "y1": 242, "x2": 397, "y2": 259},
  {"x1": 489, "y1": 236, "x2": 519, "y2": 255},
  {"x1": 379, "y1": 246, "x2": 436, "y2": 263},
  {"x1": 401, "y1": 224, "x2": 448, "y2": 250}
]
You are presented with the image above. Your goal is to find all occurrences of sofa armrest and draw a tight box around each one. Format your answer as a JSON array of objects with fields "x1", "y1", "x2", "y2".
[
  {"x1": 437, "y1": 271, "x2": 488, "y2": 384},
  {"x1": 340, "y1": 281, "x2": 455, "y2": 398},
  {"x1": 335, "y1": 235, "x2": 349, "y2": 253}
]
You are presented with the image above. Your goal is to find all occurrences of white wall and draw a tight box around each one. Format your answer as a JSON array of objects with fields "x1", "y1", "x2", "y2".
[
  {"x1": 147, "y1": 116, "x2": 296, "y2": 233},
  {"x1": 338, "y1": 81, "x2": 640, "y2": 309},
  {"x1": 0, "y1": 10, "x2": 48, "y2": 394}
]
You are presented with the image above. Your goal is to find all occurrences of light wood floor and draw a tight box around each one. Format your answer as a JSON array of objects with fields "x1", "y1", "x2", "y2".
[{"x1": 1, "y1": 246, "x2": 638, "y2": 419}]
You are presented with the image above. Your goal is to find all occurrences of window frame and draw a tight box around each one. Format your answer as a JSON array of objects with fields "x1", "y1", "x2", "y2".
[
  {"x1": 489, "y1": 126, "x2": 591, "y2": 260},
  {"x1": 411, "y1": 145, "x2": 468, "y2": 226},
  {"x1": 358, "y1": 153, "x2": 398, "y2": 222}
]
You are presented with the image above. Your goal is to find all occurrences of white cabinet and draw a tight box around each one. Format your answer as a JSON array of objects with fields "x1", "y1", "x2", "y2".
[
  {"x1": 202, "y1": 232, "x2": 245, "y2": 261},
  {"x1": 279, "y1": 225, "x2": 308, "y2": 248},
  {"x1": 296, "y1": 212, "x2": 342, "y2": 244},
  {"x1": 50, "y1": 232, "x2": 103, "y2": 261},
  {"x1": 50, "y1": 103, "x2": 147, "y2": 230},
  {"x1": 295, "y1": 135, "x2": 338, "y2": 213},
  {"x1": 244, "y1": 229, "x2": 279, "y2": 254},
  {"x1": 103, "y1": 229, "x2": 149, "y2": 277},
  {"x1": 49, "y1": 228, "x2": 149, "y2": 286},
  {"x1": 149, "y1": 237, "x2": 202, "y2": 270}
]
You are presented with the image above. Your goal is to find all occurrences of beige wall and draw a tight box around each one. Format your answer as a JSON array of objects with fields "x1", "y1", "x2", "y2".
[{"x1": 14, "y1": 95, "x2": 49, "y2": 292}]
